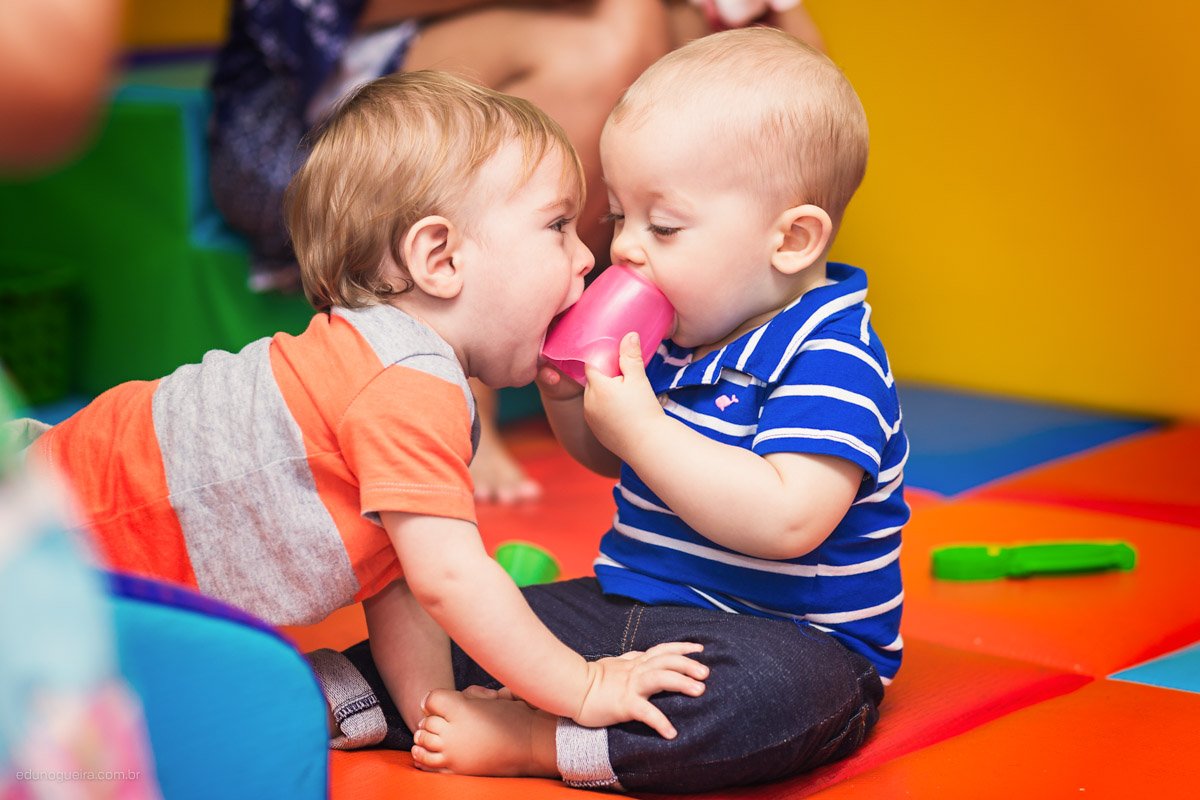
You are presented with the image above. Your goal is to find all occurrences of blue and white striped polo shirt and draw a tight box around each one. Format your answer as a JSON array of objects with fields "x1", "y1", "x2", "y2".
[{"x1": 594, "y1": 263, "x2": 908, "y2": 682}]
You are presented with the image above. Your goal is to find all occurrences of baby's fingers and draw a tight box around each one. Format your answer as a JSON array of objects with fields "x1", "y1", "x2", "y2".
[
  {"x1": 536, "y1": 364, "x2": 583, "y2": 400},
  {"x1": 639, "y1": 666, "x2": 707, "y2": 700},
  {"x1": 632, "y1": 699, "x2": 678, "y2": 740},
  {"x1": 642, "y1": 641, "x2": 705, "y2": 657},
  {"x1": 646, "y1": 652, "x2": 710, "y2": 683}
]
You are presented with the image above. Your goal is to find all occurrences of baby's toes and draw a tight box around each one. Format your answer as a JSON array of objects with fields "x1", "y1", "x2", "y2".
[
  {"x1": 411, "y1": 743, "x2": 450, "y2": 771},
  {"x1": 419, "y1": 714, "x2": 450, "y2": 738},
  {"x1": 414, "y1": 727, "x2": 446, "y2": 753},
  {"x1": 422, "y1": 688, "x2": 462, "y2": 719}
]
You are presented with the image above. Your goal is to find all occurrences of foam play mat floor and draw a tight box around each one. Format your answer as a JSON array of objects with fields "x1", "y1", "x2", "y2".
[{"x1": 280, "y1": 384, "x2": 1200, "y2": 798}]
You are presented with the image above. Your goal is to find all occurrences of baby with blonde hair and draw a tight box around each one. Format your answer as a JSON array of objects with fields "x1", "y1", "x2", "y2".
[
  {"x1": 312, "y1": 29, "x2": 907, "y2": 793},
  {"x1": 21, "y1": 70, "x2": 708, "y2": 747}
]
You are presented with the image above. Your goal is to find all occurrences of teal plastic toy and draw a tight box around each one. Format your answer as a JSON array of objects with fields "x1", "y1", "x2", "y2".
[{"x1": 932, "y1": 541, "x2": 1137, "y2": 581}]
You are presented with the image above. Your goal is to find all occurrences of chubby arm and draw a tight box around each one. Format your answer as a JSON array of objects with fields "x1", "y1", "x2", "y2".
[
  {"x1": 584, "y1": 334, "x2": 862, "y2": 560},
  {"x1": 381, "y1": 511, "x2": 707, "y2": 736},
  {"x1": 537, "y1": 367, "x2": 622, "y2": 478},
  {"x1": 362, "y1": 579, "x2": 454, "y2": 732}
]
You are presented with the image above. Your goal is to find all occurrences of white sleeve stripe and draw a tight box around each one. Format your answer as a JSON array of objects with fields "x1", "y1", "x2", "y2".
[
  {"x1": 861, "y1": 524, "x2": 904, "y2": 539},
  {"x1": 663, "y1": 398, "x2": 758, "y2": 437},
  {"x1": 881, "y1": 633, "x2": 904, "y2": 651},
  {"x1": 768, "y1": 290, "x2": 869, "y2": 382},
  {"x1": 767, "y1": 384, "x2": 899, "y2": 439},
  {"x1": 798, "y1": 339, "x2": 893, "y2": 387},
  {"x1": 877, "y1": 440, "x2": 909, "y2": 484},
  {"x1": 855, "y1": 475, "x2": 902, "y2": 505},
  {"x1": 616, "y1": 482, "x2": 676, "y2": 515},
  {"x1": 753, "y1": 427, "x2": 881, "y2": 466}
]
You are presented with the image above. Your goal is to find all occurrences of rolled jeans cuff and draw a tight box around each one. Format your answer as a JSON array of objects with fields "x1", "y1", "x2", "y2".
[
  {"x1": 556, "y1": 719, "x2": 623, "y2": 791},
  {"x1": 307, "y1": 648, "x2": 387, "y2": 750}
]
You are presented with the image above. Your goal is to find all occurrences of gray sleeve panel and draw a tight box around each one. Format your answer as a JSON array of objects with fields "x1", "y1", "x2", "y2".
[
  {"x1": 152, "y1": 338, "x2": 360, "y2": 626},
  {"x1": 332, "y1": 305, "x2": 478, "y2": 451}
]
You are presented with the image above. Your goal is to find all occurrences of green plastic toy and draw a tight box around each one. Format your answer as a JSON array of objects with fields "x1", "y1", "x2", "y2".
[
  {"x1": 931, "y1": 541, "x2": 1137, "y2": 581},
  {"x1": 494, "y1": 541, "x2": 562, "y2": 587}
]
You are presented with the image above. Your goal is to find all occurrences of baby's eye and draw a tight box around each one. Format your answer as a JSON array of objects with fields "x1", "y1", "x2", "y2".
[
  {"x1": 600, "y1": 212, "x2": 624, "y2": 226},
  {"x1": 648, "y1": 224, "x2": 681, "y2": 238},
  {"x1": 550, "y1": 216, "x2": 574, "y2": 233}
]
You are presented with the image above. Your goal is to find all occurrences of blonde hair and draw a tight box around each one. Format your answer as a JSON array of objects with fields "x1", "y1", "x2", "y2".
[
  {"x1": 610, "y1": 28, "x2": 868, "y2": 225},
  {"x1": 286, "y1": 70, "x2": 585, "y2": 311}
]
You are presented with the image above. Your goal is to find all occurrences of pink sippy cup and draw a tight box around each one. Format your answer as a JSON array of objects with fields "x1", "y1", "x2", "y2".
[{"x1": 540, "y1": 265, "x2": 675, "y2": 386}]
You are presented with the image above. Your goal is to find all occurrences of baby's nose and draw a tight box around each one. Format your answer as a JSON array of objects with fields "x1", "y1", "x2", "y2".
[{"x1": 609, "y1": 225, "x2": 646, "y2": 266}]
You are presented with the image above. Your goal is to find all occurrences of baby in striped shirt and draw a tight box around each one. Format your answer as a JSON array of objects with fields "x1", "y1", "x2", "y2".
[{"x1": 394, "y1": 27, "x2": 909, "y2": 790}]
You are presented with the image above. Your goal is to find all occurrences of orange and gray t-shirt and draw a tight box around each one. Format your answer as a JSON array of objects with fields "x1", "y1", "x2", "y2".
[{"x1": 31, "y1": 305, "x2": 479, "y2": 625}]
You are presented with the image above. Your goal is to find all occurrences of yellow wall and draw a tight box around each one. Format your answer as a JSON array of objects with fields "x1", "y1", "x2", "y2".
[
  {"x1": 813, "y1": 1, "x2": 1200, "y2": 418},
  {"x1": 121, "y1": 0, "x2": 228, "y2": 48},
  {"x1": 122, "y1": 1, "x2": 1199, "y2": 417}
]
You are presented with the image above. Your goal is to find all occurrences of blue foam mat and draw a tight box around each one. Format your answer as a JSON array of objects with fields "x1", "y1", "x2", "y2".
[
  {"x1": 1110, "y1": 642, "x2": 1200, "y2": 695},
  {"x1": 899, "y1": 383, "x2": 1160, "y2": 495}
]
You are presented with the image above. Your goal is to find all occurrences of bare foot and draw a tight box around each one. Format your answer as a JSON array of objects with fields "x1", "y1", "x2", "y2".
[
  {"x1": 411, "y1": 689, "x2": 559, "y2": 778},
  {"x1": 469, "y1": 432, "x2": 542, "y2": 504}
]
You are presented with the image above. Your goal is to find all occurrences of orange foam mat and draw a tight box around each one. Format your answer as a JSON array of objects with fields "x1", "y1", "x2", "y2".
[
  {"x1": 327, "y1": 638, "x2": 1086, "y2": 800},
  {"x1": 808, "y1": 680, "x2": 1200, "y2": 799},
  {"x1": 977, "y1": 423, "x2": 1200, "y2": 528},
  {"x1": 901, "y1": 499, "x2": 1200, "y2": 675},
  {"x1": 330, "y1": 750, "x2": 583, "y2": 800}
]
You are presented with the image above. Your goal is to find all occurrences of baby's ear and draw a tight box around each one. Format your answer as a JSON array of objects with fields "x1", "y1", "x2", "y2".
[
  {"x1": 402, "y1": 215, "x2": 463, "y2": 299},
  {"x1": 771, "y1": 204, "x2": 833, "y2": 275}
]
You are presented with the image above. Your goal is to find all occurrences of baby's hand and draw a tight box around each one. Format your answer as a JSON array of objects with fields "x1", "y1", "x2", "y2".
[
  {"x1": 536, "y1": 363, "x2": 584, "y2": 402},
  {"x1": 583, "y1": 332, "x2": 665, "y2": 454},
  {"x1": 574, "y1": 642, "x2": 708, "y2": 739}
]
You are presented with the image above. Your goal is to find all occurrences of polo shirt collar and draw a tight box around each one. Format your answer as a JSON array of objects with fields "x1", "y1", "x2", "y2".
[{"x1": 648, "y1": 263, "x2": 868, "y2": 393}]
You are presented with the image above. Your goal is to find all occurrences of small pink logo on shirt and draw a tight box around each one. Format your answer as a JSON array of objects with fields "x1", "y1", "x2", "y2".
[{"x1": 715, "y1": 394, "x2": 739, "y2": 412}]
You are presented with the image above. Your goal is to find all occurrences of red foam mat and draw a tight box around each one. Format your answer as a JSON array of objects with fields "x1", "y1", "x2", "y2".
[
  {"x1": 809, "y1": 680, "x2": 1200, "y2": 799},
  {"x1": 901, "y1": 498, "x2": 1200, "y2": 675},
  {"x1": 326, "y1": 638, "x2": 1085, "y2": 799},
  {"x1": 977, "y1": 423, "x2": 1200, "y2": 528}
]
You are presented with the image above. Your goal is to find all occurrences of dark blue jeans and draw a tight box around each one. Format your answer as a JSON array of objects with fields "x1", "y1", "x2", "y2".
[{"x1": 341, "y1": 577, "x2": 883, "y2": 793}]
